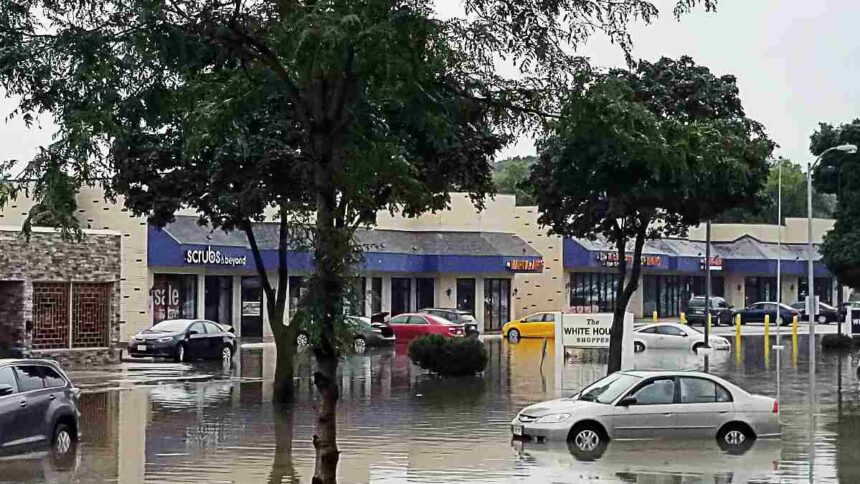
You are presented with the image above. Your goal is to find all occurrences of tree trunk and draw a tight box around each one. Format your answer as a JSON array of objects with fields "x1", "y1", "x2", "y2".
[
  {"x1": 607, "y1": 225, "x2": 648, "y2": 374},
  {"x1": 272, "y1": 321, "x2": 297, "y2": 403}
]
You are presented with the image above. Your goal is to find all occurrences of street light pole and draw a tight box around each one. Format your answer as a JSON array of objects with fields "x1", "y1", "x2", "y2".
[{"x1": 807, "y1": 144, "x2": 857, "y2": 391}]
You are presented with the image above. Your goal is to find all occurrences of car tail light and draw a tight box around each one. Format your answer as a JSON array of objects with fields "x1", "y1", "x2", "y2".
[{"x1": 772, "y1": 400, "x2": 779, "y2": 414}]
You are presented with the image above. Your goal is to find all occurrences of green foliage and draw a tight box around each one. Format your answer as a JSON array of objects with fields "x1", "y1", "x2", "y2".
[
  {"x1": 810, "y1": 119, "x2": 860, "y2": 288},
  {"x1": 531, "y1": 56, "x2": 772, "y2": 372},
  {"x1": 408, "y1": 335, "x2": 489, "y2": 376},
  {"x1": 716, "y1": 159, "x2": 836, "y2": 223},
  {"x1": 493, "y1": 156, "x2": 537, "y2": 205}
]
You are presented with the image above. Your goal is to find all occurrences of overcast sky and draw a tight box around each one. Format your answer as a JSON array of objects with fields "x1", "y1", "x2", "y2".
[{"x1": 2, "y1": 0, "x2": 859, "y2": 171}]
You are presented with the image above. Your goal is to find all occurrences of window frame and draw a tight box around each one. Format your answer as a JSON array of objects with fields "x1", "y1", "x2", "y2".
[
  {"x1": 656, "y1": 325, "x2": 686, "y2": 337},
  {"x1": 623, "y1": 377, "x2": 678, "y2": 406},
  {"x1": 678, "y1": 376, "x2": 734, "y2": 404},
  {"x1": 389, "y1": 315, "x2": 409, "y2": 324},
  {"x1": 203, "y1": 321, "x2": 222, "y2": 335},
  {"x1": 40, "y1": 366, "x2": 69, "y2": 389},
  {"x1": 189, "y1": 322, "x2": 207, "y2": 334},
  {"x1": 13, "y1": 365, "x2": 47, "y2": 394},
  {"x1": 523, "y1": 313, "x2": 544, "y2": 323},
  {"x1": 407, "y1": 315, "x2": 430, "y2": 325},
  {"x1": 0, "y1": 365, "x2": 19, "y2": 396},
  {"x1": 637, "y1": 326, "x2": 659, "y2": 334}
]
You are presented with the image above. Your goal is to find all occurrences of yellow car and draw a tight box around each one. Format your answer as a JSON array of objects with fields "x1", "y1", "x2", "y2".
[{"x1": 502, "y1": 312, "x2": 557, "y2": 341}]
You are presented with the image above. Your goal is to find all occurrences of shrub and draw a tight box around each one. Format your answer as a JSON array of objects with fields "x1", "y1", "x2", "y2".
[
  {"x1": 408, "y1": 335, "x2": 488, "y2": 376},
  {"x1": 821, "y1": 333, "x2": 855, "y2": 350}
]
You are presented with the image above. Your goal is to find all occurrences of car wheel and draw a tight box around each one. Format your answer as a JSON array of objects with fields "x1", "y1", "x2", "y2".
[
  {"x1": 634, "y1": 341, "x2": 645, "y2": 353},
  {"x1": 221, "y1": 344, "x2": 233, "y2": 367},
  {"x1": 50, "y1": 422, "x2": 77, "y2": 469},
  {"x1": 354, "y1": 336, "x2": 367, "y2": 354},
  {"x1": 296, "y1": 331, "x2": 310, "y2": 347},
  {"x1": 507, "y1": 329, "x2": 520, "y2": 343},
  {"x1": 817, "y1": 315, "x2": 828, "y2": 325},
  {"x1": 717, "y1": 423, "x2": 756, "y2": 454},
  {"x1": 174, "y1": 343, "x2": 186, "y2": 363},
  {"x1": 567, "y1": 424, "x2": 608, "y2": 461}
]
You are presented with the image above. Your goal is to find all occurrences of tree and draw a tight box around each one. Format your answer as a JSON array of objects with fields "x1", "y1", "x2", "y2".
[
  {"x1": 493, "y1": 156, "x2": 537, "y2": 205},
  {"x1": 715, "y1": 158, "x2": 835, "y2": 223},
  {"x1": 531, "y1": 56, "x2": 773, "y2": 373},
  {"x1": 810, "y1": 120, "x2": 860, "y2": 288},
  {"x1": 0, "y1": 2, "x2": 719, "y2": 482}
]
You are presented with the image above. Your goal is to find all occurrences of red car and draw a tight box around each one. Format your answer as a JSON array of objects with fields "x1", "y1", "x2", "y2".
[{"x1": 387, "y1": 313, "x2": 466, "y2": 342}]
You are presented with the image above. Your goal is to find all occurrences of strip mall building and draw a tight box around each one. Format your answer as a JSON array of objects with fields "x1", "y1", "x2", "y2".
[{"x1": 0, "y1": 188, "x2": 841, "y2": 349}]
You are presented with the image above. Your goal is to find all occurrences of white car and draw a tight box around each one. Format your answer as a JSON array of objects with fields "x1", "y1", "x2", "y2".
[
  {"x1": 511, "y1": 370, "x2": 780, "y2": 458},
  {"x1": 633, "y1": 322, "x2": 730, "y2": 352}
]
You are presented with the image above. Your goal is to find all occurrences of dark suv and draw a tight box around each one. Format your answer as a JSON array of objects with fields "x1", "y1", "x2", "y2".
[
  {"x1": 419, "y1": 308, "x2": 479, "y2": 336},
  {"x1": 686, "y1": 296, "x2": 733, "y2": 326},
  {"x1": 0, "y1": 360, "x2": 80, "y2": 460}
]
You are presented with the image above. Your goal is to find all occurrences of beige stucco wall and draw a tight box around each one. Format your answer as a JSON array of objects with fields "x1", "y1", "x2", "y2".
[
  {"x1": 510, "y1": 207, "x2": 564, "y2": 318},
  {"x1": 687, "y1": 218, "x2": 833, "y2": 244}
]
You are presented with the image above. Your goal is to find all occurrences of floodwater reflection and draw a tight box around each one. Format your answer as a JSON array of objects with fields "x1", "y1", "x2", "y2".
[{"x1": 0, "y1": 335, "x2": 857, "y2": 483}]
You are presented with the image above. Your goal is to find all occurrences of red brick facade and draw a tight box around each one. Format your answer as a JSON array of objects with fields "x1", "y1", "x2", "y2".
[
  {"x1": 32, "y1": 282, "x2": 71, "y2": 350},
  {"x1": 72, "y1": 283, "x2": 111, "y2": 348}
]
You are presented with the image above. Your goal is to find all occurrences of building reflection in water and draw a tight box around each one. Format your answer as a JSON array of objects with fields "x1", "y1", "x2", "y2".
[{"x1": 8, "y1": 337, "x2": 860, "y2": 483}]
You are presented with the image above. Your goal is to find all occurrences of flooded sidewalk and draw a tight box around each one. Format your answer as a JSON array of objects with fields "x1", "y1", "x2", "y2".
[{"x1": 1, "y1": 335, "x2": 858, "y2": 483}]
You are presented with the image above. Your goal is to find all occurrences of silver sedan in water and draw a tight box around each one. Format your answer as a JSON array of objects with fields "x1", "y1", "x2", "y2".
[{"x1": 511, "y1": 370, "x2": 780, "y2": 457}]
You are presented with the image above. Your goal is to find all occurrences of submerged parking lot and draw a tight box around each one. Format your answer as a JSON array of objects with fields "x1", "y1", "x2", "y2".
[{"x1": 1, "y1": 334, "x2": 858, "y2": 483}]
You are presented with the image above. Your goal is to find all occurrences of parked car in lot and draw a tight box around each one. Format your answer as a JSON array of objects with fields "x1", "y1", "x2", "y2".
[
  {"x1": 511, "y1": 370, "x2": 780, "y2": 458},
  {"x1": 419, "y1": 308, "x2": 479, "y2": 336},
  {"x1": 502, "y1": 312, "x2": 557, "y2": 341},
  {"x1": 387, "y1": 313, "x2": 466, "y2": 342},
  {"x1": 347, "y1": 316, "x2": 396, "y2": 352},
  {"x1": 686, "y1": 296, "x2": 733, "y2": 325},
  {"x1": 632, "y1": 323, "x2": 731, "y2": 353},
  {"x1": 128, "y1": 319, "x2": 237, "y2": 364},
  {"x1": 0, "y1": 360, "x2": 80, "y2": 461},
  {"x1": 790, "y1": 301, "x2": 840, "y2": 324},
  {"x1": 734, "y1": 302, "x2": 799, "y2": 326}
]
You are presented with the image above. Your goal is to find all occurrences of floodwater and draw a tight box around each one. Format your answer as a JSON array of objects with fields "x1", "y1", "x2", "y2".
[{"x1": 2, "y1": 334, "x2": 859, "y2": 483}]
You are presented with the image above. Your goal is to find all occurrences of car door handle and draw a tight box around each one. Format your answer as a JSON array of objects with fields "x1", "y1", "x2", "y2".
[
  {"x1": 18, "y1": 400, "x2": 27, "y2": 408},
  {"x1": 48, "y1": 394, "x2": 56, "y2": 401},
  {"x1": 662, "y1": 413, "x2": 673, "y2": 417}
]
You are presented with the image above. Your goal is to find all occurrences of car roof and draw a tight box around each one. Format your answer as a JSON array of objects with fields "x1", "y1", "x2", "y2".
[
  {"x1": 420, "y1": 308, "x2": 468, "y2": 314},
  {"x1": 0, "y1": 359, "x2": 63, "y2": 368},
  {"x1": 635, "y1": 322, "x2": 688, "y2": 330},
  {"x1": 619, "y1": 369, "x2": 726, "y2": 379}
]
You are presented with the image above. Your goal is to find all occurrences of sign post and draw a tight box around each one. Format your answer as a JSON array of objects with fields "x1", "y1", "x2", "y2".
[{"x1": 554, "y1": 312, "x2": 634, "y2": 394}]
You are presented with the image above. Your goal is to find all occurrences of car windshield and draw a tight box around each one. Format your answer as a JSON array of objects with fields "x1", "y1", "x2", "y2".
[
  {"x1": 146, "y1": 320, "x2": 191, "y2": 333},
  {"x1": 575, "y1": 373, "x2": 642, "y2": 404},
  {"x1": 460, "y1": 315, "x2": 476, "y2": 322}
]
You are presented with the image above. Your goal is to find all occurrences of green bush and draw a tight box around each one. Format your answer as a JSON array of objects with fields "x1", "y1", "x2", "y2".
[
  {"x1": 408, "y1": 335, "x2": 488, "y2": 376},
  {"x1": 821, "y1": 333, "x2": 855, "y2": 350}
]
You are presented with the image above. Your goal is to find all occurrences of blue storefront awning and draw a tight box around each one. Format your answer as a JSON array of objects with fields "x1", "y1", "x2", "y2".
[
  {"x1": 148, "y1": 217, "x2": 543, "y2": 274},
  {"x1": 563, "y1": 235, "x2": 831, "y2": 276}
]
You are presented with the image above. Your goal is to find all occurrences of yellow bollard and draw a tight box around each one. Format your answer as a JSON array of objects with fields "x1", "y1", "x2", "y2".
[
  {"x1": 707, "y1": 313, "x2": 712, "y2": 333},
  {"x1": 680, "y1": 312, "x2": 686, "y2": 325},
  {"x1": 653, "y1": 310, "x2": 658, "y2": 322},
  {"x1": 735, "y1": 313, "x2": 741, "y2": 340},
  {"x1": 764, "y1": 314, "x2": 770, "y2": 364},
  {"x1": 791, "y1": 314, "x2": 798, "y2": 362}
]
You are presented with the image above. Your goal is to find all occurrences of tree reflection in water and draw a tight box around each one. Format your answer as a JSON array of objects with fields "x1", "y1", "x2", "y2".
[{"x1": 269, "y1": 402, "x2": 299, "y2": 484}]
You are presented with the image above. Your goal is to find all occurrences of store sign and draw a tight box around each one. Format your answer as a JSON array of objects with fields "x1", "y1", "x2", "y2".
[
  {"x1": 596, "y1": 252, "x2": 662, "y2": 268},
  {"x1": 561, "y1": 313, "x2": 614, "y2": 348},
  {"x1": 850, "y1": 308, "x2": 860, "y2": 337},
  {"x1": 506, "y1": 259, "x2": 544, "y2": 272},
  {"x1": 699, "y1": 255, "x2": 723, "y2": 271},
  {"x1": 184, "y1": 246, "x2": 248, "y2": 267}
]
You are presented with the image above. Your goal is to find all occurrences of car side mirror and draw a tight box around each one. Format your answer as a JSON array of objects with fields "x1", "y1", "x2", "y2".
[
  {"x1": 0, "y1": 384, "x2": 14, "y2": 397},
  {"x1": 617, "y1": 397, "x2": 637, "y2": 407},
  {"x1": 188, "y1": 329, "x2": 199, "y2": 336}
]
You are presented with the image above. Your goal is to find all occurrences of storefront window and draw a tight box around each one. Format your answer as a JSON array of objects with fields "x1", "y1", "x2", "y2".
[
  {"x1": 152, "y1": 274, "x2": 197, "y2": 324},
  {"x1": 204, "y1": 276, "x2": 233, "y2": 326},
  {"x1": 484, "y1": 279, "x2": 510, "y2": 332},
  {"x1": 456, "y1": 279, "x2": 476, "y2": 315},
  {"x1": 241, "y1": 276, "x2": 263, "y2": 338},
  {"x1": 744, "y1": 277, "x2": 777, "y2": 306},
  {"x1": 370, "y1": 277, "x2": 382, "y2": 315},
  {"x1": 569, "y1": 272, "x2": 619, "y2": 313},
  {"x1": 416, "y1": 278, "x2": 435, "y2": 310},
  {"x1": 391, "y1": 278, "x2": 412, "y2": 316},
  {"x1": 289, "y1": 276, "x2": 308, "y2": 318},
  {"x1": 798, "y1": 277, "x2": 833, "y2": 305},
  {"x1": 351, "y1": 277, "x2": 367, "y2": 316}
]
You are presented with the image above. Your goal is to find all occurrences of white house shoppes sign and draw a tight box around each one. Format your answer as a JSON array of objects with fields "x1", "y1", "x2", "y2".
[{"x1": 184, "y1": 246, "x2": 247, "y2": 267}]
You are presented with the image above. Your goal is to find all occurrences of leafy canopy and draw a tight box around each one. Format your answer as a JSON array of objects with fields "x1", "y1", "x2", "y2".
[
  {"x1": 532, "y1": 56, "x2": 773, "y2": 245},
  {"x1": 810, "y1": 120, "x2": 860, "y2": 287},
  {"x1": 493, "y1": 156, "x2": 537, "y2": 206}
]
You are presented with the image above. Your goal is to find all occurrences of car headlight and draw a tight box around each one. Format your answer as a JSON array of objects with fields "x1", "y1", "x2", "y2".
[
  {"x1": 535, "y1": 413, "x2": 571, "y2": 424},
  {"x1": 157, "y1": 336, "x2": 173, "y2": 343}
]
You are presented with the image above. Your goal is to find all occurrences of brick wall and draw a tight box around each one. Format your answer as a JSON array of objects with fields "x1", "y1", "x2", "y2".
[{"x1": 0, "y1": 228, "x2": 121, "y2": 365}]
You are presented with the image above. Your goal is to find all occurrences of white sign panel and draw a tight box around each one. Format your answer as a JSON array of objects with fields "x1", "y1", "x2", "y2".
[{"x1": 560, "y1": 313, "x2": 615, "y2": 348}]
